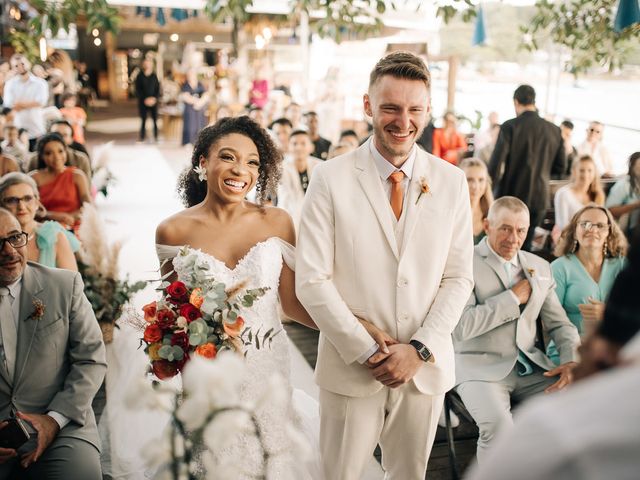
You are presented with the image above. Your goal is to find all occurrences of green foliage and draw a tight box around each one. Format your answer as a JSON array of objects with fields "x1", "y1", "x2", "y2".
[
  {"x1": 21, "y1": 0, "x2": 121, "y2": 37},
  {"x1": 9, "y1": 31, "x2": 40, "y2": 64},
  {"x1": 520, "y1": 0, "x2": 640, "y2": 73},
  {"x1": 437, "y1": 0, "x2": 640, "y2": 73},
  {"x1": 78, "y1": 261, "x2": 146, "y2": 327}
]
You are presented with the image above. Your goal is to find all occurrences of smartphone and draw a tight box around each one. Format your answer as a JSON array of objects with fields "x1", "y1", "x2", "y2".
[{"x1": 0, "y1": 418, "x2": 30, "y2": 449}]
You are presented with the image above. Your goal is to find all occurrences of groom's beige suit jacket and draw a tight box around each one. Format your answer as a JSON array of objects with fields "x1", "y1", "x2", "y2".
[{"x1": 296, "y1": 139, "x2": 474, "y2": 397}]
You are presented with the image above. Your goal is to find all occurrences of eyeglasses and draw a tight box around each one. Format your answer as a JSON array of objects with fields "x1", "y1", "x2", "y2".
[
  {"x1": 588, "y1": 128, "x2": 602, "y2": 134},
  {"x1": 2, "y1": 195, "x2": 36, "y2": 207},
  {"x1": 578, "y1": 221, "x2": 609, "y2": 232},
  {"x1": 0, "y1": 232, "x2": 28, "y2": 250}
]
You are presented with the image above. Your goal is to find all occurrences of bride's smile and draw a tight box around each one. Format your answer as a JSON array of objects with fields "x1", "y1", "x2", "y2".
[{"x1": 200, "y1": 132, "x2": 260, "y2": 202}]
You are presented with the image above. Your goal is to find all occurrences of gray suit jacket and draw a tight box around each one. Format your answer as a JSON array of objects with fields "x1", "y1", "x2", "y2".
[
  {"x1": 453, "y1": 238, "x2": 579, "y2": 385},
  {"x1": 0, "y1": 263, "x2": 106, "y2": 450}
]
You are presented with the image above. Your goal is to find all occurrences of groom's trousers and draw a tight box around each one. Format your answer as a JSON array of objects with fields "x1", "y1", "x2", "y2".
[{"x1": 320, "y1": 381, "x2": 444, "y2": 480}]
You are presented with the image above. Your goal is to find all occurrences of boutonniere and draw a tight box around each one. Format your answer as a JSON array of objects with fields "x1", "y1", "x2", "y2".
[
  {"x1": 29, "y1": 299, "x2": 45, "y2": 321},
  {"x1": 527, "y1": 268, "x2": 536, "y2": 277},
  {"x1": 415, "y1": 177, "x2": 431, "y2": 205}
]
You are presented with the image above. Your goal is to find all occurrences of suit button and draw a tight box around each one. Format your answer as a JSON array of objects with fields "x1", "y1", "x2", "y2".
[
  {"x1": 397, "y1": 278, "x2": 408, "y2": 287},
  {"x1": 401, "y1": 313, "x2": 409, "y2": 321}
]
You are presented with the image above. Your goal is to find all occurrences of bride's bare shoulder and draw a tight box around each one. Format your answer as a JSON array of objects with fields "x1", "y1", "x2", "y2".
[
  {"x1": 156, "y1": 208, "x2": 202, "y2": 245},
  {"x1": 259, "y1": 206, "x2": 296, "y2": 245}
]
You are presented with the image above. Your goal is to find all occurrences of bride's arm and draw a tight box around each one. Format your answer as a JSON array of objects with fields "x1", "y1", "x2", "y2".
[{"x1": 274, "y1": 210, "x2": 398, "y2": 352}]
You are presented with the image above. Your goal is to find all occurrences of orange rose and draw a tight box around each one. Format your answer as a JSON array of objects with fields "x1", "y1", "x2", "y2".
[
  {"x1": 142, "y1": 301, "x2": 157, "y2": 322},
  {"x1": 223, "y1": 316, "x2": 245, "y2": 338},
  {"x1": 195, "y1": 343, "x2": 217, "y2": 359},
  {"x1": 148, "y1": 343, "x2": 162, "y2": 361},
  {"x1": 190, "y1": 288, "x2": 204, "y2": 309},
  {"x1": 143, "y1": 324, "x2": 163, "y2": 343}
]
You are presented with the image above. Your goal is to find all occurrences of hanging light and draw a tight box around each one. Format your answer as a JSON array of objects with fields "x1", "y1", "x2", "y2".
[
  {"x1": 39, "y1": 37, "x2": 47, "y2": 62},
  {"x1": 204, "y1": 35, "x2": 213, "y2": 43},
  {"x1": 92, "y1": 29, "x2": 100, "y2": 37},
  {"x1": 170, "y1": 33, "x2": 179, "y2": 42},
  {"x1": 94, "y1": 38, "x2": 102, "y2": 46},
  {"x1": 255, "y1": 34, "x2": 266, "y2": 50}
]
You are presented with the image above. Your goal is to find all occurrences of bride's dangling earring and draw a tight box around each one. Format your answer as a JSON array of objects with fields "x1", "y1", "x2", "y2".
[
  {"x1": 572, "y1": 239, "x2": 578, "y2": 253},
  {"x1": 194, "y1": 165, "x2": 207, "y2": 182}
]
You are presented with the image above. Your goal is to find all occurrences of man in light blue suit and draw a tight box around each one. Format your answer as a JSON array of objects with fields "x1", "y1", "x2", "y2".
[{"x1": 453, "y1": 196, "x2": 580, "y2": 462}]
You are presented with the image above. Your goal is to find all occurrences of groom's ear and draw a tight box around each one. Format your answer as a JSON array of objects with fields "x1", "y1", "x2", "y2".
[{"x1": 363, "y1": 94, "x2": 373, "y2": 118}]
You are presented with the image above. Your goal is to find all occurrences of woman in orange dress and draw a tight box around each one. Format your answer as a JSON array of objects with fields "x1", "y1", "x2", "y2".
[
  {"x1": 432, "y1": 111, "x2": 468, "y2": 165},
  {"x1": 29, "y1": 132, "x2": 92, "y2": 229}
]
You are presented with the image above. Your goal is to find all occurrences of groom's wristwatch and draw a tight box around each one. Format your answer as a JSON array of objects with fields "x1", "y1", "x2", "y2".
[{"x1": 410, "y1": 340, "x2": 433, "y2": 362}]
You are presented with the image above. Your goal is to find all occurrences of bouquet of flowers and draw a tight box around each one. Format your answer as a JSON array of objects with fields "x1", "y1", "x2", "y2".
[{"x1": 141, "y1": 247, "x2": 273, "y2": 380}]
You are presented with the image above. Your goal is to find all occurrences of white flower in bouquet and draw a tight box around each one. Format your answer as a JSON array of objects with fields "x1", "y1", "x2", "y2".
[
  {"x1": 124, "y1": 371, "x2": 177, "y2": 412},
  {"x1": 202, "y1": 410, "x2": 253, "y2": 453},
  {"x1": 181, "y1": 353, "x2": 247, "y2": 409}
]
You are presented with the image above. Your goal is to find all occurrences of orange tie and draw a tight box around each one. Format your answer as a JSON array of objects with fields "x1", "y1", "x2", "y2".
[{"x1": 389, "y1": 171, "x2": 406, "y2": 220}]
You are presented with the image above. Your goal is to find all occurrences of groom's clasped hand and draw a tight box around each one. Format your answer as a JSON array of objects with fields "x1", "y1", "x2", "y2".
[{"x1": 358, "y1": 318, "x2": 423, "y2": 389}]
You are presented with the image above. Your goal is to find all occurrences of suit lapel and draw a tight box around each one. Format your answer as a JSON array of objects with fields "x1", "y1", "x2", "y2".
[
  {"x1": 355, "y1": 141, "x2": 399, "y2": 259},
  {"x1": 400, "y1": 153, "x2": 429, "y2": 257},
  {"x1": 477, "y1": 239, "x2": 511, "y2": 289},
  {"x1": 518, "y1": 251, "x2": 540, "y2": 317},
  {"x1": 14, "y1": 265, "x2": 43, "y2": 386}
]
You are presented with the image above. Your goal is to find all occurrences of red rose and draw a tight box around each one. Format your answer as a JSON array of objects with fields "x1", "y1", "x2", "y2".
[
  {"x1": 166, "y1": 281, "x2": 188, "y2": 300},
  {"x1": 171, "y1": 331, "x2": 190, "y2": 352},
  {"x1": 143, "y1": 324, "x2": 163, "y2": 343},
  {"x1": 179, "y1": 303, "x2": 201, "y2": 323},
  {"x1": 156, "y1": 309, "x2": 176, "y2": 329},
  {"x1": 152, "y1": 360, "x2": 178, "y2": 380}
]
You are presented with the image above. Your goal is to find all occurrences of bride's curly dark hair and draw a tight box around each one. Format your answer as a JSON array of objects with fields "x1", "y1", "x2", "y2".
[{"x1": 177, "y1": 116, "x2": 282, "y2": 207}]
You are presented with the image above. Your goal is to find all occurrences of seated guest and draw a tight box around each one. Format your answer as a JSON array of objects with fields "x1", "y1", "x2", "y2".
[
  {"x1": 327, "y1": 141, "x2": 356, "y2": 159},
  {"x1": 453, "y1": 196, "x2": 580, "y2": 462},
  {"x1": 304, "y1": 111, "x2": 332, "y2": 160},
  {"x1": 460, "y1": 158, "x2": 494, "y2": 244},
  {"x1": 278, "y1": 130, "x2": 321, "y2": 228},
  {"x1": 549, "y1": 205, "x2": 627, "y2": 363},
  {"x1": 433, "y1": 111, "x2": 467, "y2": 165},
  {"x1": 58, "y1": 92, "x2": 87, "y2": 145},
  {"x1": 558, "y1": 120, "x2": 578, "y2": 178},
  {"x1": 269, "y1": 117, "x2": 293, "y2": 155},
  {"x1": 0, "y1": 145, "x2": 19, "y2": 175},
  {"x1": 1, "y1": 125, "x2": 28, "y2": 170},
  {"x1": 29, "y1": 133, "x2": 92, "y2": 231},
  {"x1": 554, "y1": 154, "x2": 605, "y2": 231},
  {"x1": 0, "y1": 172, "x2": 78, "y2": 269},
  {"x1": 606, "y1": 151, "x2": 640, "y2": 238},
  {"x1": 464, "y1": 231, "x2": 640, "y2": 480},
  {"x1": 338, "y1": 129, "x2": 360, "y2": 150},
  {"x1": 577, "y1": 121, "x2": 613, "y2": 176},
  {"x1": 0, "y1": 208, "x2": 106, "y2": 480},
  {"x1": 26, "y1": 120, "x2": 91, "y2": 180}
]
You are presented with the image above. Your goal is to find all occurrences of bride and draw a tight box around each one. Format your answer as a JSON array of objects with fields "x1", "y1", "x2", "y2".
[{"x1": 155, "y1": 116, "x2": 393, "y2": 479}]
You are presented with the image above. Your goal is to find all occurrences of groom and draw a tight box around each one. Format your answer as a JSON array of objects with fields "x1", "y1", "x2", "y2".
[{"x1": 296, "y1": 51, "x2": 474, "y2": 479}]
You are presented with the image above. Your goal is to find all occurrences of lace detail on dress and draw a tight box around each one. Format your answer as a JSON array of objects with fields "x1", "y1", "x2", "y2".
[{"x1": 159, "y1": 238, "x2": 303, "y2": 479}]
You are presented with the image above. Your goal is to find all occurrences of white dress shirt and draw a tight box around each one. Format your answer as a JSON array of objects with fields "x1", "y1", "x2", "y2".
[
  {"x1": 2, "y1": 278, "x2": 69, "y2": 429},
  {"x1": 2, "y1": 74, "x2": 49, "y2": 138},
  {"x1": 357, "y1": 139, "x2": 417, "y2": 364}
]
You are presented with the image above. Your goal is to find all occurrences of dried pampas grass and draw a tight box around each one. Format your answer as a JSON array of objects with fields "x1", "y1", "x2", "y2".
[{"x1": 78, "y1": 202, "x2": 118, "y2": 278}]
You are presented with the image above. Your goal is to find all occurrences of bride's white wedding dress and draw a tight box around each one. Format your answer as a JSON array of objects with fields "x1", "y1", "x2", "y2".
[{"x1": 155, "y1": 237, "x2": 322, "y2": 479}]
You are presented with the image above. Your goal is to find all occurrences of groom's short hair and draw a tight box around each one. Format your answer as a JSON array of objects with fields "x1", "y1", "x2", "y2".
[{"x1": 369, "y1": 51, "x2": 431, "y2": 92}]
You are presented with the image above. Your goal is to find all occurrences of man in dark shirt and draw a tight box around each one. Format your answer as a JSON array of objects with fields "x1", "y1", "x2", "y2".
[
  {"x1": 304, "y1": 111, "x2": 331, "y2": 160},
  {"x1": 489, "y1": 85, "x2": 566, "y2": 251},
  {"x1": 134, "y1": 58, "x2": 160, "y2": 142}
]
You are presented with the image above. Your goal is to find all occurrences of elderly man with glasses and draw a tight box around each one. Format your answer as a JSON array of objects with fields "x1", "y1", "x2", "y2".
[
  {"x1": 2, "y1": 55, "x2": 49, "y2": 152},
  {"x1": 0, "y1": 208, "x2": 105, "y2": 479}
]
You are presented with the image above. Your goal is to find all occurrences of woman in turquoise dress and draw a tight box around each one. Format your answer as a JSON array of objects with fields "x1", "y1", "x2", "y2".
[
  {"x1": 0, "y1": 172, "x2": 79, "y2": 269},
  {"x1": 549, "y1": 204, "x2": 628, "y2": 363},
  {"x1": 461, "y1": 158, "x2": 493, "y2": 245}
]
